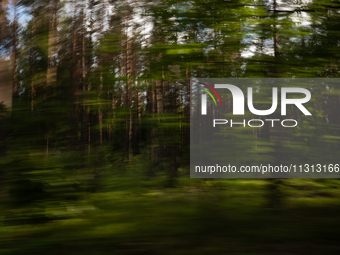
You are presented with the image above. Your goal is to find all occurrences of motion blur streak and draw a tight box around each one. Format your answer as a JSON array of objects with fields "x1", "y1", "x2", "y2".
[{"x1": 1, "y1": 0, "x2": 340, "y2": 254}]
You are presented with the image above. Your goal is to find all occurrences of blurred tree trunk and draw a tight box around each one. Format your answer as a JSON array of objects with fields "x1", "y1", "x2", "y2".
[
  {"x1": 124, "y1": 4, "x2": 133, "y2": 160},
  {"x1": 11, "y1": 0, "x2": 18, "y2": 99},
  {"x1": 82, "y1": 0, "x2": 87, "y2": 91},
  {"x1": 0, "y1": 0, "x2": 13, "y2": 111},
  {"x1": 30, "y1": 21, "x2": 36, "y2": 112},
  {"x1": 267, "y1": 0, "x2": 284, "y2": 209},
  {"x1": 81, "y1": 0, "x2": 88, "y2": 148},
  {"x1": 0, "y1": 57, "x2": 12, "y2": 159},
  {"x1": 0, "y1": 60, "x2": 12, "y2": 112},
  {"x1": 72, "y1": 0, "x2": 79, "y2": 148},
  {"x1": 87, "y1": 0, "x2": 95, "y2": 153},
  {"x1": 0, "y1": 0, "x2": 10, "y2": 203},
  {"x1": 98, "y1": 61, "x2": 103, "y2": 145},
  {"x1": 167, "y1": 65, "x2": 181, "y2": 186},
  {"x1": 47, "y1": 0, "x2": 59, "y2": 87},
  {"x1": 97, "y1": 0, "x2": 107, "y2": 147}
]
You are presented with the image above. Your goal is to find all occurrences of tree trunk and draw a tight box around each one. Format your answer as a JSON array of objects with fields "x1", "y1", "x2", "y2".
[
  {"x1": 47, "y1": 0, "x2": 59, "y2": 87},
  {"x1": 11, "y1": 0, "x2": 18, "y2": 99}
]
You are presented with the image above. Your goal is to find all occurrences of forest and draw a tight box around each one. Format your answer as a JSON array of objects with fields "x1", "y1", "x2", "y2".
[{"x1": 1, "y1": 0, "x2": 340, "y2": 254}]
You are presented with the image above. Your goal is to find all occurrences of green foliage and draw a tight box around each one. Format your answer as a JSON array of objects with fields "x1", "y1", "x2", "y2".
[{"x1": 1, "y1": 0, "x2": 340, "y2": 253}]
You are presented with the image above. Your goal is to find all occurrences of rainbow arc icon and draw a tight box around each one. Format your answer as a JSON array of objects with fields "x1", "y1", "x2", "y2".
[{"x1": 198, "y1": 82, "x2": 223, "y2": 106}]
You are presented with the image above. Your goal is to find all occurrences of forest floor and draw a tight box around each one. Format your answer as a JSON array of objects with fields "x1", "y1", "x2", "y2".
[{"x1": 1, "y1": 178, "x2": 340, "y2": 255}]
